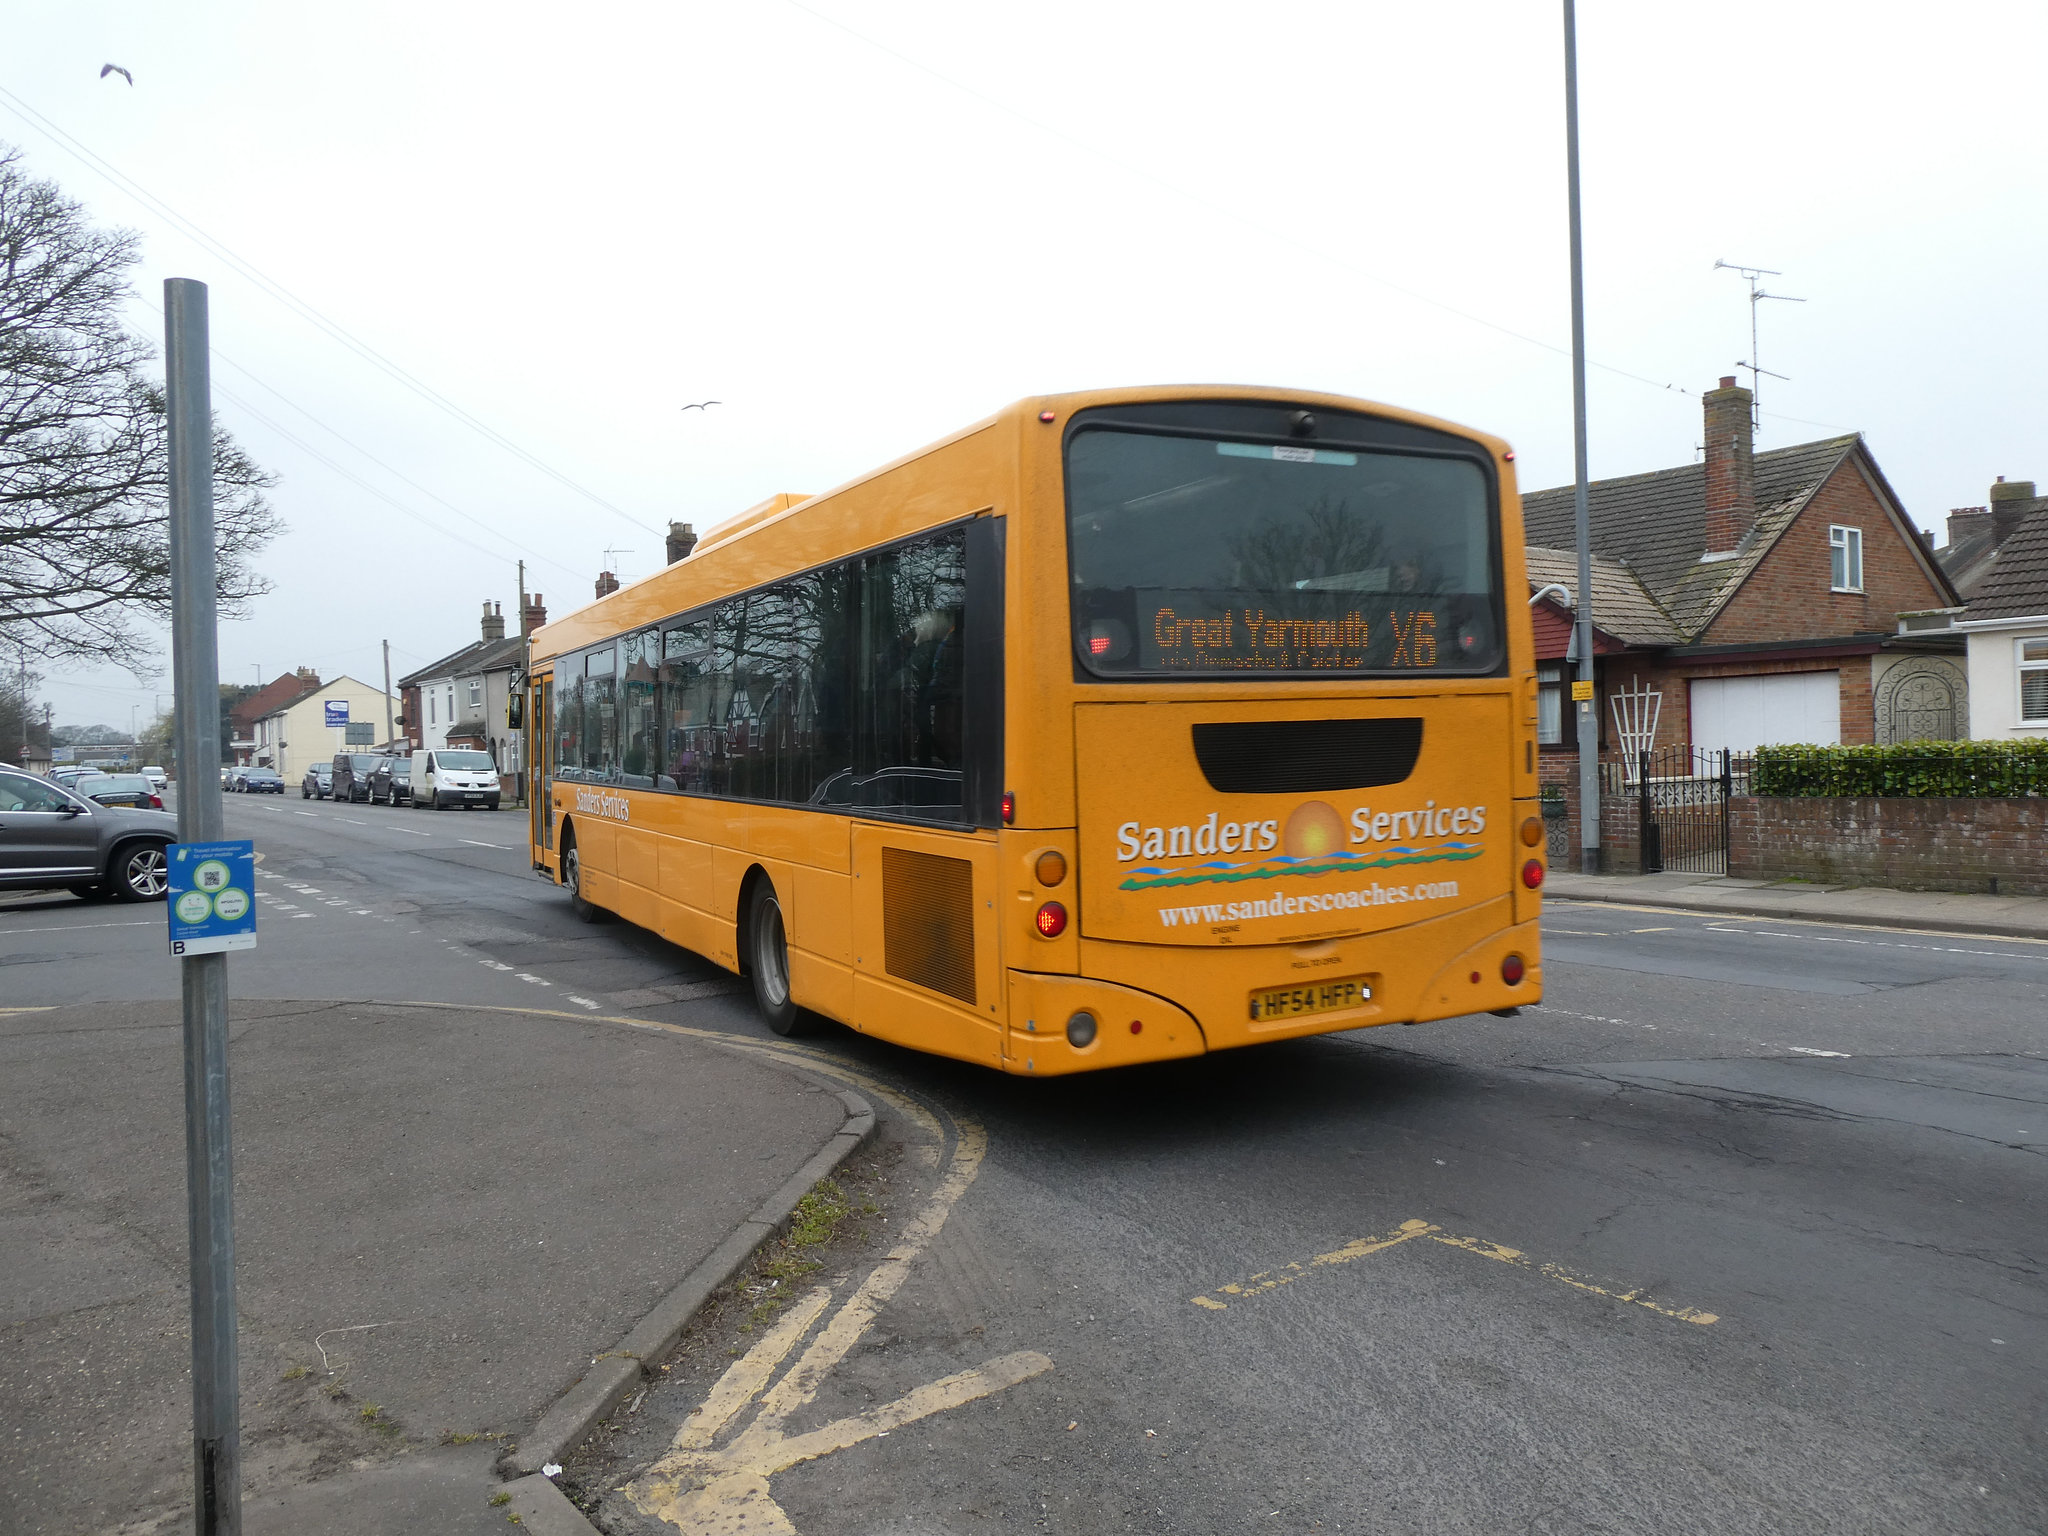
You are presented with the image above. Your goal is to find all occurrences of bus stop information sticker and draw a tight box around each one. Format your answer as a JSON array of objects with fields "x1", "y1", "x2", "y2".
[{"x1": 167, "y1": 840, "x2": 258, "y2": 956}]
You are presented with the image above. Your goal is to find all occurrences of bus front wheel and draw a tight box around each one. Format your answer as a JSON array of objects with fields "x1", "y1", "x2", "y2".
[
  {"x1": 563, "y1": 834, "x2": 602, "y2": 923},
  {"x1": 746, "y1": 881, "x2": 803, "y2": 1036}
]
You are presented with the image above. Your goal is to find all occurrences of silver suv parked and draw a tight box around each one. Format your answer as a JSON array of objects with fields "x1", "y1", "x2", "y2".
[{"x1": 0, "y1": 768, "x2": 176, "y2": 901}]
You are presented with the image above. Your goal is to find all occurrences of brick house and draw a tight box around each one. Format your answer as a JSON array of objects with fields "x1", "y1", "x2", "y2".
[
  {"x1": 1523, "y1": 378, "x2": 1964, "y2": 778},
  {"x1": 227, "y1": 667, "x2": 320, "y2": 766}
]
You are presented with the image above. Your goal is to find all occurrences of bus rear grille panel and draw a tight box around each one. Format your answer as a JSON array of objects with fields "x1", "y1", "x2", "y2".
[
  {"x1": 881, "y1": 846, "x2": 977, "y2": 1005},
  {"x1": 1191, "y1": 718, "x2": 1425, "y2": 794}
]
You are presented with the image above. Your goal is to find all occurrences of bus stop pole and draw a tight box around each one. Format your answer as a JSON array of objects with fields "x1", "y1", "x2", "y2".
[
  {"x1": 1562, "y1": 0, "x2": 1601, "y2": 874},
  {"x1": 166, "y1": 276, "x2": 242, "y2": 1534}
]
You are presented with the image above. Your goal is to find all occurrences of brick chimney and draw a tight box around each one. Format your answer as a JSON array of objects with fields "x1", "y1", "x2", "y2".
[
  {"x1": 666, "y1": 521, "x2": 698, "y2": 564},
  {"x1": 480, "y1": 600, "x2": 505, "y2": 641},
  {"x1": 523, "y1": 594, "x2": 547, "y2": 635},
  {"x1": 595, "y1": 570, "x2": 620, "y2": 599},
  {"x1": 1702, "y1": 376, "x2": 1755, "y2": 554},
  {"x1": 1947, "y1": 505, "x2": 1991, "y2": 547},
  {"x1": 1989, "y1": 476, "x2": 2039, "y2": 545}
]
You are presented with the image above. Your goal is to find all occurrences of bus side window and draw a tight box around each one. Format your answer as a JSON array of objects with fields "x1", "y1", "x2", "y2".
[
  {"x1": 585, "y1": 642, "x2": 618, "y2": 779},
  {"x1": 555, "y1": 653, "x2": 584, "y2": 782}
]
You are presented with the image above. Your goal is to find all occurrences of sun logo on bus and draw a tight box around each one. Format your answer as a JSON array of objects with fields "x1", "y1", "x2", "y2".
[{"x1": 1282, "y1": 800, "x2": 1345, "y2": 859}]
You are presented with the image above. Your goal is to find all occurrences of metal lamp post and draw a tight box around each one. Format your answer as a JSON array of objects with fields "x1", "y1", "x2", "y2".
[{"x1": 1562, "y1": 0, "x2": 1600, "y2": 873}]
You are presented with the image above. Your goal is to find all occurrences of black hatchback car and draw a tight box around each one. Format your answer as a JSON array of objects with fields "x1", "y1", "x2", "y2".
[
  {"x1": 330, "y1": 753, "x2": 383, "y2": 803},
  {"x1": 368, "y1": 757, "x2": 413, "y2": 806}
]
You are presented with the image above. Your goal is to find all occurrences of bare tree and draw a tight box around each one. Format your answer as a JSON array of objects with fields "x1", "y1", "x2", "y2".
[{"x1": 0, "y1": 143, "x2": 280, "y2": 672}]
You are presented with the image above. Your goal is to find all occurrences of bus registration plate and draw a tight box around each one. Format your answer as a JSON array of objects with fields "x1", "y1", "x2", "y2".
[{"x1": 1250, "y1": 974, "x2": 1372, "y2": 1021}]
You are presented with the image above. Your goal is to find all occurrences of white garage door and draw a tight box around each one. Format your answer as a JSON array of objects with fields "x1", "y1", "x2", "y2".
[{"x1": 1690, "y1": 672, "x2": 1840, "y2": 752}]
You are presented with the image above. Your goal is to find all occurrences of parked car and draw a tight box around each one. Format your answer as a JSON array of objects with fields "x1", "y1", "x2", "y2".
[
  {"x1": 81, "y1": 773, "x2": 164, "y2": 810},
  {"x1": 0, "y1": 767, "x2": 176, "y2": 901},
  {"x1": 330, "y1": 753, "x2": 384, "y2": 803},
  {"x1": 414, "y1": 748, "x2": 502, "y2": 811},
  {"x1": 142, "y1": 765, "x2": 168, "y2": 792},
  {"x1": 239, "y1": 767, "x2": 285, "y2": 794},
  {"x1": 302, "y1": 762, "x2": 333, "y2": 799},
  {"x1": 221, "y1": 766, "x2": 237, "y2": 789},
  {"x1": 368, "y1": 756, "x2": 414, "y2": 807}
]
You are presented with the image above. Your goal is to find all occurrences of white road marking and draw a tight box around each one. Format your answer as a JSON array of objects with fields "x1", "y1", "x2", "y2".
[
  {"x1": 0, "y1": 920, "x2": 154, "y2": 936},
  {"x1": 293, "y1": 811, "x2": 315, "y2": 817},
  {"x1": 566, "y1": 995, "x2": 601, "y2": 1010},
  {"x1": 1786, "y1": 1046, "x2": 1851, "y2": 1058},
  {"x1": 458, "y1": 839, "x2": 510, "y2": 849},
  {"x1": 340, "y1": 818, "x2": 367, "y2": 826},
  {"x1": 515, "y1": 973, "x2": 552, "y2": 986},
  {"x1": 1705, "y1": 925, "x2": 2041, "y2": 962}
]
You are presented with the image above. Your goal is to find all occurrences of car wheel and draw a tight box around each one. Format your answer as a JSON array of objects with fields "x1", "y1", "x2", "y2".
[
  {"x1": 746, "y1": 880, "x2": 804, "y2": 1036},
  {"x1": 563, "y1": 834, "x2": 602, "y2": 923},
  {"x1": 110, "y1": 843, "x2": 170, "y2": 902}
]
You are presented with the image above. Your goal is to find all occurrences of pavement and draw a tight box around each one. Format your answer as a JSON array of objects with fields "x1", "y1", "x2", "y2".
[
  {"x1": 0, "y1": 995, "x2": 854, "y2": 1536},
  {"x1": 1546, "y1": 867, "x2": 2048, "y2": 939}
]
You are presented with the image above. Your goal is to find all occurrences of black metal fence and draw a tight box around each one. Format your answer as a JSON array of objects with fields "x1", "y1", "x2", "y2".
[{"x1": 1637, "y1": 747, "x2": 1752, "y2": 875}]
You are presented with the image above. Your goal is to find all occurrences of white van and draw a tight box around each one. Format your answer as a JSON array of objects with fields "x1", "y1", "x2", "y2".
[{"x1": 415, "y1": 748, "x2": 503, "y2": 811}]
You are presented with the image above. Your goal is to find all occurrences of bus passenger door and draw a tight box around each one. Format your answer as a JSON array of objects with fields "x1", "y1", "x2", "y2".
[
  {"x1": 850, "y1": 824, "x2": 1002, "y2": 1068},
  {"x1": 535, "y1": 675, "x2": 554, "y2": 860}
]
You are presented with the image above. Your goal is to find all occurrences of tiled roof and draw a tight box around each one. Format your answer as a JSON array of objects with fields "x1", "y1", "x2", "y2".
[
  {"x1": 1520, "y1": 436, "x2": 1860, "y2": 638},
  {"x1": 1523, "y1": 546, "x2": 1683, "y2": 646},
  {"x1": 230, "y1": 672, "x2": 320, "y2": 734},
  {"x1": 1964, "y1": 507, "x2": 2048, "y2": 621},
  {"x1": 397, "y1": 635, "x2": 523, "y2": 688}
]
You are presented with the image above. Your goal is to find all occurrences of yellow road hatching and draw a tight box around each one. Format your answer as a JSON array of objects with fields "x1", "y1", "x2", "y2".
[
  {"x1": 614, "y1": 1036, "x2": 1051, "y2": 1534},
  {"x1": 1192, "y1": 1218, "x2": 1719, "y2": 1326},
  {"x1": 384, "y1": 1001, "x2": 1054, "y2": 1532}
]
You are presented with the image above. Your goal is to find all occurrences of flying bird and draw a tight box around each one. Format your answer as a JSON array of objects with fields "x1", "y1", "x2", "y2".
[
  {"x1": 100, "y1": 64, "x2": 133, "y2": 85},
  {"x1": 680, "y1": 401, "x2": 721, "y2": 412}
]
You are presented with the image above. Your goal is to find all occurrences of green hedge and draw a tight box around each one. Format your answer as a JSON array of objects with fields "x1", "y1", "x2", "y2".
[{"x1": 1751, "y1": 740, "x2": 2048, "y2": 798}]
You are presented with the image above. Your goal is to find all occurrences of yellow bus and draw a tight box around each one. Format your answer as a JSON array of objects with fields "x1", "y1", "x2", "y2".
[{"x1": 525, "y1": 386, "x2": 1543, "y2": 1074}]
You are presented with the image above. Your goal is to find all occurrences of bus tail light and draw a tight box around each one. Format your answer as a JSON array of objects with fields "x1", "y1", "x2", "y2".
[
  {"x1": 1034, "y1": 850, "x2": 1067, "y2": 887},
  {"x1": 1035, "y1": 901, "x2": 1067, "y2": 938},
  {"x1": 1001, "y1": 791, "x2": 1014, "y2": 825},
  {"x1": 1501, "y1": 953, "x2": 1526, "y2": 986},
  {"x1": 1521, "y1": 858, "x2": 1545, "y2": 888},
  {"x1": 1520, "y1": 815, "x2": 1544, "y2": 847}
]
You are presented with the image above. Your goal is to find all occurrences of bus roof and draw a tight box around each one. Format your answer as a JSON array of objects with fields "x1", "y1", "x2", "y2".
[{"x1": 527, "y1": 385, "x2": 1510, "y2": 663}]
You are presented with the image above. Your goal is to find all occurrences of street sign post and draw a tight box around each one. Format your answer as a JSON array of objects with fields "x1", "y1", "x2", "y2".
[
  {"x1": 166, "y1": 276, "x2": 243, "y2": 1534},
  {"x1": 323, "y1": 700, "x2": 350, "y2": 728},
  {"x1": 168, "y1": 841, "x2": 258, "y2": 957}
]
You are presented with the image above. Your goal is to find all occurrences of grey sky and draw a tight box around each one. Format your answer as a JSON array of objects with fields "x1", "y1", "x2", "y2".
[{"x1": 8, "y1": 1, "x2": 2044, "y2": 731}]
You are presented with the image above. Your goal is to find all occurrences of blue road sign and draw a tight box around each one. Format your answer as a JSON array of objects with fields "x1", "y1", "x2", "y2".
[
  {"x1": 168, "y1": 839, "x2": 258, "y2": 957},
  {"x1": 324, "y1": 700, "x2": 350, "y2": 727}
]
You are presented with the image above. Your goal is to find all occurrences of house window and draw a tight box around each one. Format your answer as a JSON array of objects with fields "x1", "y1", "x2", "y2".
[
  {"x1": 428, "y1": 694, "x2": 436, "y2": 725},
  {"x1": 1829, "y1": 525, "x2": 1863, "y2": 592},
  {"x1": 1537, "y1": 663, "x2": 1565, "y2": 745},
  {"x1": 468, "y1": 680, "x2": 482, "y2": 709},
  {"x1": 2021, "y1": 639, "x2": 2048, "y2": 725}
]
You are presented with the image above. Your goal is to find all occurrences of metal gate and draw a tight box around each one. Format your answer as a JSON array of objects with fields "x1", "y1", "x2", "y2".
[{"x1": 1637, "y1": 747, "x2": 1736, "y2": 875}]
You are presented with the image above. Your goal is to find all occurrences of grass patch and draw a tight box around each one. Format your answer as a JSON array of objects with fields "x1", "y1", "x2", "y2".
[
  {"x1": 490, "y1": 1491, "x2": 511, "y2": 1507},
  {"x1": 737, "y1": 1179, "x2": 854, "y2": 1332},
  {"x1": 281, "y1": 1365, "x2": 310, "y2": 1381}
]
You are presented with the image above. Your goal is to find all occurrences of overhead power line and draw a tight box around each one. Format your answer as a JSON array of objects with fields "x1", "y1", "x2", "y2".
[{"x1": 0, "y1": 84, "x2": 658, "y2": 537}]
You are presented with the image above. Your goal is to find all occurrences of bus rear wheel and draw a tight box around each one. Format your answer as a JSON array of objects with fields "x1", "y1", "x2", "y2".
[
  {"x1": 746, "y1": 881, "x2": 803, "y2": 1036},
  {"x1": 563, "y1": 834, "x2": 602, "y2": 923}
]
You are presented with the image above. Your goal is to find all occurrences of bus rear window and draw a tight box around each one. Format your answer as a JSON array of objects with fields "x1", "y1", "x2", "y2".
[{"x1": 1066, "y1": 429, "x2": 1500, "y2": 677}]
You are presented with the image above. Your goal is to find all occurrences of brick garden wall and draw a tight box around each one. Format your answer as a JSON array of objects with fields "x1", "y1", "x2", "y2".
[{"x1": 1729, "y1": 797, "x2": 2048, "y2": 896}]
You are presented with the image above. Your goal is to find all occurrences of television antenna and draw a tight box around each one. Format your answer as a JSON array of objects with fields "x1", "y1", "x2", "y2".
[{"x1": 1714, "y1": 260, "x2": 1805, "y2": 430}]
